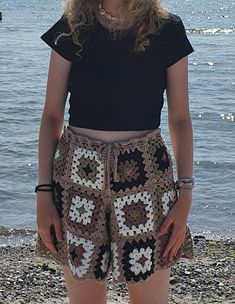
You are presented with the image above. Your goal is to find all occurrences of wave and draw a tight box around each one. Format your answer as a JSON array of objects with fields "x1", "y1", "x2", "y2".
[
  {"x1": 187, "y1": 27, "x2": 234, "y2": 35},
  {"x1": 0, "y1": 225, "x2": 36, "y2": 237}
]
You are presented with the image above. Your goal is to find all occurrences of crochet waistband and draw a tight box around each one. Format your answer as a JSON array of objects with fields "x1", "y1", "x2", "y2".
[
  {"x1": 60, "y1": 124, "x2": 163, "y2": 195},
  {"x1": 62, "y1": 124, "x2": 162, "y2": 148}
]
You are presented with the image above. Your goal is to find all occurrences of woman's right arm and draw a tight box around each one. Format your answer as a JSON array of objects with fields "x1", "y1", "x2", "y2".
[{"x1": 36, "y1": 50, "x2": 72, "y2": 254}]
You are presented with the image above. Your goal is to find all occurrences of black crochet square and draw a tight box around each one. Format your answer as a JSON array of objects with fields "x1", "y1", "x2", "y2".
[
  {"x1": 122, "y1": 236, "x2": 156, "y2": 282},
  {"x1": 111, "y1": 148, "x2": 148, "y2": 193}
]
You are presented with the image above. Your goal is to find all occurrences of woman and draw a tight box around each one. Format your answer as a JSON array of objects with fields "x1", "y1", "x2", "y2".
[{"x1": 34, "y1": 0, "x2": 195, "y2": 303}]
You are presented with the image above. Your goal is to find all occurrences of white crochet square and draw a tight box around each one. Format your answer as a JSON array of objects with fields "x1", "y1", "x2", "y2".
[
  {"x1": 67, "y1": 230, "x2": 95, "y2": 278},
  {"x1": 70, "y1": 147, "x2": 105, "y2": 190},
  {"x1": 113, "y1": 191, "x2": 154, "y2": 237},
  {"x1": 69, "y1": 195, "x2": 95, "y2": 225},
  {"x1": 129, "y1": 247, "x2": 153, "y2": 276}
]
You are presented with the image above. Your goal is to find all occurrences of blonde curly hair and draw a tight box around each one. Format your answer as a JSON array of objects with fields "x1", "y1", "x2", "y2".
[{"x1": 57, "y1": 0, "x2": 170, "y2": 59}]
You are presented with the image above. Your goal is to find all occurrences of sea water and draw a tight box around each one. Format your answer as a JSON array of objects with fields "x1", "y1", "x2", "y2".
[{"x1": 0, "y1": 0, "x2": 234, "y2": 245}]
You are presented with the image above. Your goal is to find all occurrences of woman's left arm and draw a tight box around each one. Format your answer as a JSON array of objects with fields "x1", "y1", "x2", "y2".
[{"x1": 158, "y1": 56, "x2": 194, "y2": 261}]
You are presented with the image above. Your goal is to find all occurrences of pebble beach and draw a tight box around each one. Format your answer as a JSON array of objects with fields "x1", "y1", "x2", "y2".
[{"x1": 0, "y1": 235, "x2": 234, "y2": 304}]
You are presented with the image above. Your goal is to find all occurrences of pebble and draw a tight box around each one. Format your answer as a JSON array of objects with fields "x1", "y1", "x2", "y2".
[{"x1": 184, "y1": 270, "x2": 191, "y2": 275}]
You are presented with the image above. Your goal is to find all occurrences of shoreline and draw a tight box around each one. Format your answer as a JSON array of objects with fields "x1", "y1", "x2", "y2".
[{"x1": 0, "y1": 235, "x2": 234, "y2": 304}]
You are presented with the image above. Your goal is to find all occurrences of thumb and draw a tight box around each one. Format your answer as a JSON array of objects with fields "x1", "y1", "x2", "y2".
[
  {"x1": 53, "y1": 216, "x2": 63, "y2": 242},
  {"x1": 158, "y1": 215, "x2": 174, "y2": 236}
]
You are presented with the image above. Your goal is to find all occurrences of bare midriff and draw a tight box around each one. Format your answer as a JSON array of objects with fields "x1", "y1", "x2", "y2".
[{"x1": 68, "y1": 125, "x2": 156, "y2": 143}]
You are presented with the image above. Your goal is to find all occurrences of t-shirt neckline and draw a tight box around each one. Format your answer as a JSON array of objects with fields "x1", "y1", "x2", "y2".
[{"x1": 94, "y1": 17, "x2": 133, "y2": 37}]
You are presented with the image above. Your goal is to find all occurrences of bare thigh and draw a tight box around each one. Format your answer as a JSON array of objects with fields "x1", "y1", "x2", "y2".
[
  {"x1": 127, "y1": 267, "x2": 171, "y2": 304},
  {"x1": 62, "y1": 265, "x2": 107, "y2": 304}
]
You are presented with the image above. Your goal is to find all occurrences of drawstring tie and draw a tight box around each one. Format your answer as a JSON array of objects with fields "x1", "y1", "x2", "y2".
[{"x1": 97, "y1": 142, "x2": 120, "y2": 194}]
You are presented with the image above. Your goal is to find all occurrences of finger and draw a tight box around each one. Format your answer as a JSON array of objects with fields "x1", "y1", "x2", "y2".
[
  {"x1": 40, "y1": 229, "x2": 58, "y2": 254},
  {"x1": 44, "y1": 234, "x2": 58, "y2": 254},
  {"x1": 53, "y1": 216, "x2": 63, "y2": 242},
  {"x1": 162, "y1": 228, "x2": 179, "y2": 257},
  {"x1": 159, "y1": 215, "x2": 174, "y2": 236},
  {"x1": 168, "y1": 236, "x2": 183, "y2": 261},
  {"x1": 169, "y1": 232, "x2": 186, "y2": 261}
]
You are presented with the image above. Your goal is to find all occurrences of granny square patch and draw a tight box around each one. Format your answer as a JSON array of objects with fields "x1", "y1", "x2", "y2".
[
  {"x1": 63, "y1": 186, "x2": 105, "y2": 238},
  {"x1": 122, "y1": 237, "x2": 156, "y2": 282},
  {"x1": 67, "y1": 230, "x2": 95, "y2": 278},
  {"x1": 111, "y1": 148, "x2": 149, "y2": 193},
  {"x1": 69, "y1": 195, "x2": 95, "y2": 225},
  {"x1": 113, "y1": 191, "x2": 154, "y2": 237},
  {"x1": 148, "y1": 140, "x2": 171, "y2": 175},
  {"x1": 70, "y1": 146, "x2": 105, "y2": 190}
]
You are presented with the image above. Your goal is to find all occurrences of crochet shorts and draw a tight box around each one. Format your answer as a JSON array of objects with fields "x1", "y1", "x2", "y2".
[{"x1": 34, "y1": 124, "x2": 194, "y2": 285}]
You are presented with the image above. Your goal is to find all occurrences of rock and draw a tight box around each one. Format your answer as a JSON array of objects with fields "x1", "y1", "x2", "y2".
[
  {"x1": 169, "y1": 276, "x2": 177, "y2": 284},
  {"x1": 193, "y1": 235, "x2": 206, "y2": 244},
  {"x1": 195, "y1": 268, "x2": 202, "y2": 273}
]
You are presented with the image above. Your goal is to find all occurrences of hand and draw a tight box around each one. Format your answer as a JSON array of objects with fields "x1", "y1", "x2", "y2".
[
  {"x1": 158, "y1": 189, "x2": 192, "y2": 261},
  {"x1": 36, "y1": 192, "x2": 63, "y2": 255}
]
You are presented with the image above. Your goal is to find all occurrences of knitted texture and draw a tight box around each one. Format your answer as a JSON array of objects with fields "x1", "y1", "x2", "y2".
[{"x1": 34, "y1": 124, "x2": 194, "y2": 285}]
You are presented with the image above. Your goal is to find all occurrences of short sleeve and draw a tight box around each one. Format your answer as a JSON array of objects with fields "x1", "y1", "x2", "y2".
[
  {"x1": 40, "y1": 14, "x2": 75, "y2": 62},
  {"x1": 163, "y1": 14, "x2": 194, "y2": 68}
]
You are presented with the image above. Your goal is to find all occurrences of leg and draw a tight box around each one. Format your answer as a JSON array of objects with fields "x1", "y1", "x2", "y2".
[
  {"x1": 62, "y1": 265, "x2": 107, "y2": 304},
  {"x1": 127, "y1": 267, "x2": 171, "y2": 304}
]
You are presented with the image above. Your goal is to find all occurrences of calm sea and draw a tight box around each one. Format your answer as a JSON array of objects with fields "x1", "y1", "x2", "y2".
[{"x1": 0, "y1": 0, "x2": 234, "y2": 246}]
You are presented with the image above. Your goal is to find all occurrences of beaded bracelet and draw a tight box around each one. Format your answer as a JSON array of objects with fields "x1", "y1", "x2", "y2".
[
  {"x1": 175, "y1": 177, "x2": 195, "y2": 190},
  {"x1": 35, "y1": 184, "x2": 54, "y2": 193}
]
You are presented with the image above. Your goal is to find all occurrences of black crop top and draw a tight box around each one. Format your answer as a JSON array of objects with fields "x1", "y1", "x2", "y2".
[{"x1": 40, "y1": 12, "x2": 194, "y2": 131}]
